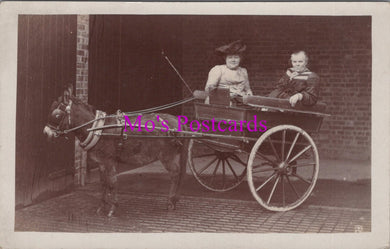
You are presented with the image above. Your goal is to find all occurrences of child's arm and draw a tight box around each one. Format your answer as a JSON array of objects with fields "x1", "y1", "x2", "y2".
[{"x1": 299, "y1": 72, "x2": 320, "y2": 106}]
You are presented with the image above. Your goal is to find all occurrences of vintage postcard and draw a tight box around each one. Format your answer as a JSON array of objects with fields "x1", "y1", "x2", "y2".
[{"x1": 0, "y1": 2, "x2": 389, "y2": 249}]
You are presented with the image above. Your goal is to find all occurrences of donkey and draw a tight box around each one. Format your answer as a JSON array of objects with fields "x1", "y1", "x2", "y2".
[{"x1": 43, "y1": 86, "x2": 188, "y2": 217}]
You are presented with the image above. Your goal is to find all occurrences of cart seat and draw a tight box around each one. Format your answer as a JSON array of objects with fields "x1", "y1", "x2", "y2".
[
  {"x1": 243, "y1": 95, "x2": 327, "y2": 113},
  {"x1": 193, "y1": 90, "x2": 327, "y2": 113}
]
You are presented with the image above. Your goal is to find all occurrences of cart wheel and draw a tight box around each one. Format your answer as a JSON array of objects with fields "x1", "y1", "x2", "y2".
[
  {"x1": 188, "y1": 139, "x2": 247, "y2": 192},
  {"x1": 247, "y1": 125, "x2": 319, "y2": 211}
]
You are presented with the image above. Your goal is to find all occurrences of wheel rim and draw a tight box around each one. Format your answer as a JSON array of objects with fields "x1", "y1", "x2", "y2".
[
  {"x1": 247, "y1": 125, "x2": 319, "y2": 211},
  {"x1": 188, "y1": 139, "x2": 247, "y2": 192}
]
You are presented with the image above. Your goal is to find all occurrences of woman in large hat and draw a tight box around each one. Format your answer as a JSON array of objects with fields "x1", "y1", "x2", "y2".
[{"x1": 205, "y1": 40, "x2": 253, "y2": 99}]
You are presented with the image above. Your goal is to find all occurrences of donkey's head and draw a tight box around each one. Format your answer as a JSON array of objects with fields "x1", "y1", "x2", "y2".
[{"x1": 43, "y1": 85, "x2": 74, "y2": 141}]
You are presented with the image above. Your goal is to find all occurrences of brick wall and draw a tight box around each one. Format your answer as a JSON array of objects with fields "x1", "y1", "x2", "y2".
[
  {"x1": 74, "y1": 15, "x2": 89, "y2": 185},
  {"x1": 181, "y1": 16, "x2": 371, "y2": 160},
  {"x1": 80, "y1": 15, "x2": 370, "y2": 161},
  {"x1": 76, "y1": 15, "x2": 89, "y2": 102}
]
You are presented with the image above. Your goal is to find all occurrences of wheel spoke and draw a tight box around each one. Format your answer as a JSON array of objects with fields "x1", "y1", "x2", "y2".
[
  {"x1": 288, "y1": 145, "x2": 312, "y2": 164},
  {"x1": 267, "y1": 175, "x2": 280, "y2": 204},
  {"x1": 246, "y1": 126, "x2": 319, "y2": 210},
  {"x1": 252, "y1": 165, "x2": 277, "y2": 174},
  {"x1": 208, "y1": 159, "x2": 221, "y2": 186},
  {"x1": 252, "y1": 162, "x2": 273, "y2": 169},
  {"x1": 255, "y1": 152, "x2": 277, "y2": 166},
  {"x1": 267, "y1": 137, "x2": 281, "y2": 162},
  {"x1": 222, "y1": 160, "x2": 226, "y2": 188},
  {"x1": 281, "y1": 129, "x2": 286, "y2": 161},
  {"x1": 294, "y1": 162, "x2": 316, "y2": 168},
  {"x1": 212, "y1": 159, "x2": 220, "y2": 176},
  {"x1": 228, "y1": 154, "x2": 247, "y2": 167},
  {"x1": 226, "y1": 158, "x2": 239, "y2": 181},
  {"x1": 255, "y1": 173, "x2": 276, "y2": 192},
  {"x1": 286, "y1": 175, "x2": 300, "y2": 198},
  {"x1": 190, "y1": 140, "x2": 248, "y2": 192},
  {"x1": 281, "y1": 175, "x2": 285, "y2": 207},
  {"x1": 292, "y1": 173, "x2": 312, "y2": 185},
  {"x1": 285, "y1": 132, "x2": 300, "y2": 162},
  {"x1": 198, "y1": 157, "x2": 218, "y2": 176}
]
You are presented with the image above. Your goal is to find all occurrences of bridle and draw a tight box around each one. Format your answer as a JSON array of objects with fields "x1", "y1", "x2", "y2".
[
  {"x1": 46, "y1": 100, "x2": 73, "y2": 136},
  {"x1": 46, "y1": 97, "x2": 107, "y2": 151}
]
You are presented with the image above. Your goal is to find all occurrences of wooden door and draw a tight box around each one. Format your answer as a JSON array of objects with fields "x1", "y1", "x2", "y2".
[{"x1": 16, "y1": 15, "x2": 77, "y2": 208}]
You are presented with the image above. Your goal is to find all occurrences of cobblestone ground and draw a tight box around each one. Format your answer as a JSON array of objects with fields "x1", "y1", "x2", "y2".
[{"x1": 15, "y1": 190, "x2": 370, "y2": 233}]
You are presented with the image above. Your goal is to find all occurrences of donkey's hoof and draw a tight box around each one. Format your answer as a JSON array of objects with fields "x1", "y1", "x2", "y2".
[
  {"x1": 107, "y1": 205, "x2": 116, "y2": 217},
  {"x1": 167, "y1": 201, "x2": 176, "y2": 211},
  {"x1": 96, "y1": 206, "x2": 105, "y2": 216}
]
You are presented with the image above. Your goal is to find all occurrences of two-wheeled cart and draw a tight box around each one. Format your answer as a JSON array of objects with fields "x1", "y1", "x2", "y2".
[
  {"x1": 186, "y1": 90, "x2": 329, "y2": 211},
  {"x1": 86, "y1": 89, "x2": 329, "y2": 211}
]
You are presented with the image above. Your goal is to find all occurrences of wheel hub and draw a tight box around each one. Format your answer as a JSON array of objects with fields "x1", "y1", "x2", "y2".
[
  {"x1": 276, "y1": 161, "x2": 294, "y2": 175},
  {"x1": 277, "y1": 161, "x2": 286, "y2": 169},
  {"x1": 215, "y1": 151, "x2": 230, "y2": 160}
]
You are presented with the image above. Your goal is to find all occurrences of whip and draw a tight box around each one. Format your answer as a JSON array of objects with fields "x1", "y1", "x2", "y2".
[{"x1": 161, "y1": 50, "x2": 193, "y2": 95}]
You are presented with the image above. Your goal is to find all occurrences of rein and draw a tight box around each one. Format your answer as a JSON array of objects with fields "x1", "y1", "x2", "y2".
[
  {"x1": 113, "y1": 97, "x2": 195, "y2": 117},
  {"x1": 60, "y1": 96, "x2": 196, "y2": 134},
  {"x1": 48, "y1": 97, "x2": 196, "y2": 135}
]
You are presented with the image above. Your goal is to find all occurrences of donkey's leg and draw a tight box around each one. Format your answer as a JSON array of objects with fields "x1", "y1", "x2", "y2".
[
  {"x1": 105, "y1": 161, "x2": 119, "y2": 217},
  {"x1": 89, "y1": 153, "x2": 108, "y2": 215},
  {"x1": 175, "y1": 141, "x2": 189, "y2": 207},
  {"x1": 107, "y1": 186, "x2": 118, "y2": 217},
  {"x1": 159, "y1": 144, "x2": 187, "y2": 210},
  {"x1": 96, "y1": 165, "x2": 109, "y2": 215}
]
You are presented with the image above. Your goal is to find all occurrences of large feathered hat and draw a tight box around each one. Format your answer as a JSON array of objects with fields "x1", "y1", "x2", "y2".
[{"x1": 215, "y1": 40, "x2": 246, "y2": 56}]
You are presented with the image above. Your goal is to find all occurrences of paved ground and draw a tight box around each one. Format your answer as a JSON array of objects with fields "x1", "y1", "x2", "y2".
[
  {"x1": 15, "y1": 190, "x2": 370, "y2": 233},
  {"x1": 15, "y1": 170, "x2": 371, "y2": 233}
]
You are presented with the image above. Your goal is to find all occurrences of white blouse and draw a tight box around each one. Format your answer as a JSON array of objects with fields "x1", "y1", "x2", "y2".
[{"x1": 205, "y1": 65, "x2": 253, "y2": 97}]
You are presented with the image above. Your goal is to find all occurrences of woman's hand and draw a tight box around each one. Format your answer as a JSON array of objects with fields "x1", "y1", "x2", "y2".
[
  {"x1": 230, "y1": 92, "x2": 239, "y2": 98},
  {"x1": 289, "y1": 93, "x2": 303, "y2": 107},
  {"x1": 205, "y1": 86, "x2": 217, "y2": 93}
]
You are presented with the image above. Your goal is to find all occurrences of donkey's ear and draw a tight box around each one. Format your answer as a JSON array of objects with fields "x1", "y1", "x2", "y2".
[
  {"x1": 67, "y1": 84, "x2": 74, "y2": 97},
  {"x1": 63, "y1": 89, "x2": 70, "y2": 104},
  {"x1": 50, "y1": 101, "x2": 59, "y2": 111},
  {"x1": 62, "y1": 84, "x2": 74, "y2": 104}
]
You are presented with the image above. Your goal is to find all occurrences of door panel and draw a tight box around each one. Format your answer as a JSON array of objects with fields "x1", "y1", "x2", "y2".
[{"x1": 16, "y1": 15, "x2": 77, "y2": 207}]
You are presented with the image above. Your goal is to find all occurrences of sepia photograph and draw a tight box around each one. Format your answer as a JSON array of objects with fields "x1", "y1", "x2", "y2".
[{"x1": 0, "y1": 2, "x2": 389, "y2": 249}]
